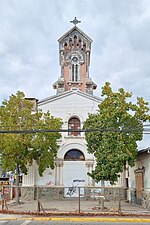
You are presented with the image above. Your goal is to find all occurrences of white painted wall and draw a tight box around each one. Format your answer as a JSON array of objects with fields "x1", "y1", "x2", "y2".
[
  {"x1": 63, "y1": 161, "x2": 86, "y2": 197},
  {"x1": 38, "y1": 92, "x2": 100, "y2": 119},
  {"x1": 129, "y1": 152, "x2": 150, "y2": 190},
  {"x1": 35, "y1": 167, "x2": 55, "y2": 186},
  {"x1": 38, "y1": 91, "x2": 101, "y2": 141},
  {"x1": 36, "y1": 91, "x2": 100, "y2": 187}
]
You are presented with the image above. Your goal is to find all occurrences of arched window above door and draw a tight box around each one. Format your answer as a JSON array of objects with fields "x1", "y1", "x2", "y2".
[
  {"x1": 68, "y1": 117, "x2": 81, "y2": 136},
  {"x1": 64, "y1": 149, "x2": 85, "y2": 161}
]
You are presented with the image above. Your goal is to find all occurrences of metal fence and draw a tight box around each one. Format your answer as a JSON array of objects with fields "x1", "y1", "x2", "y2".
[{"x1": 0, "y1": 186, "x2": 150, "y2": 215}]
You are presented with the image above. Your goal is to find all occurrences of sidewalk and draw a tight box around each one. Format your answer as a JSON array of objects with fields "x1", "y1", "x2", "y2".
[
  {"x1": 1, "y1": 198, "x2": 150, "y2": 216},
  {"x1": 0, "y1": 200, "x2": 150, "y2": 223}
]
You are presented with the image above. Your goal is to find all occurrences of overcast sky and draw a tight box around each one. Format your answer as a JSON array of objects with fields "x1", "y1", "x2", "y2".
[{"x1": 0, "y1": 0, "x2": 150, "y2": 148}]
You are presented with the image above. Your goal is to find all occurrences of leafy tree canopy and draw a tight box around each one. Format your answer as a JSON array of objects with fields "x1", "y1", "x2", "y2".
[
  {"x1": 84, "y1": 82, "x2": 150, "y2": 184},
  {"x1": 0, "y1": 91, "x2": 62, "y2": 176}
]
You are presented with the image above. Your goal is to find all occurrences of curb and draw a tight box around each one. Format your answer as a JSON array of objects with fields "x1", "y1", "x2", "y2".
[
  {"x1": 0, "y1": 217, "x2": 150, "y2": 223},
  {"x1": 1, "y1": 209, "x2": 150, "y2": 217}
]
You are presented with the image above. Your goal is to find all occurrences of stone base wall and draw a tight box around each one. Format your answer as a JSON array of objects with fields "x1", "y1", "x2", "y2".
[
  {"x1": 20, "y1": 186, "x2": 129, "y2": 202},
  {"x1": 142, "y1": 191, "x2": 150, "y2": 210},
  {"x1": 130, "y1": 189, "x2": 137, "y2": 204},
  {"x1": 84, "y1": 187, "x2": 127, "y2": 201},
  {"x1": 38, "y1": 187, "x2": 64, "y2": 200},
  {"x1": 21, "y1": 186, "x2": 64, "y2": 201},
  {"x1": 21, "y1": 187, "x2": 35, "y2": 200}
]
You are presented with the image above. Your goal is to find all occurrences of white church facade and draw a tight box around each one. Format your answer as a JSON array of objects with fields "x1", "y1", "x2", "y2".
[{"x1": 23, "y1": 19, "x2": 125, "y2": 195}]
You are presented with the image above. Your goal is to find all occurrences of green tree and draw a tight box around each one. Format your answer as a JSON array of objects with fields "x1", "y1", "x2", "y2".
[
  {"x1": 0, "y1": 91, "x2": 62, "y2": 203},
  {"x1": 84, "y1": 82, "x2": 150, "y2": 185},
  {"x1": 31, "y1": 111, "x2": 62, "y2": 176}
]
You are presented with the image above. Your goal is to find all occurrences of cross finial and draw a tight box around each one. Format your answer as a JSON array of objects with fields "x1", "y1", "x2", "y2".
[{"x1": 70, "y1": 17, "x2": 81, "y2": 26}]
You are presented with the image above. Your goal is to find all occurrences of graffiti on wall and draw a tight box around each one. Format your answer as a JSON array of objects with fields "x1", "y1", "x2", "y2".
[
  {"x1": 46, "y1": 180, "x2": 55, "y2": 186},
  {"x1": 66, "y1": 179, "x2": 85, "y2": 196}
]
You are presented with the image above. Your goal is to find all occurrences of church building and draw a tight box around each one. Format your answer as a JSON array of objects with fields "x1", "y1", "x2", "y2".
[{"x1": 23, "y1": 18, "x2": 125, "y2": 196}]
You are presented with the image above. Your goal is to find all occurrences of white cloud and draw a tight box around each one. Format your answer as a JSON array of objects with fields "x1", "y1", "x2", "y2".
[{"x1": 0, "y1": 0, "x2": 150, "y2": 148}]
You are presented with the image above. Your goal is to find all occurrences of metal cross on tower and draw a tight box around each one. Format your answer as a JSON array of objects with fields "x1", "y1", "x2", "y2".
[{"x1": 70, "y1": 17, "x2": 81, "y2": 26}]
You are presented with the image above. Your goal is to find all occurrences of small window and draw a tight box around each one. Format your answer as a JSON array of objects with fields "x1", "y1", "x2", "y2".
[
  {"x1": 75, "y1": 65, "x2": 78, "y2": 81},
  {"x1": 72, "y1": 65, "x2": 75, "y2": 81},
  {"x1": 71, "y1": 57, "x2": 79, "y2": 82},
  {"x1": 71, "y1": 64, "x2": 78, "y2": 81},
  {"x1": 64, "y1": 149, "x2": 85, "y2": 161},
  {"x1": 68, "y1": 117, "x2": 80, "y2": 136}
]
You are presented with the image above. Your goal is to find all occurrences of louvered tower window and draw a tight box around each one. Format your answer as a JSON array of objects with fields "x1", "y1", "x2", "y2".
[{"x1": 71, "y1": 57, "x2": 79, "y2": 82}]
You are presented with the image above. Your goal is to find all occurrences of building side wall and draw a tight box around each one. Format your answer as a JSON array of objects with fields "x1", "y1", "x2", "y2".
[{"x1": 129, "y1": 153, "x2": 150, "y2": 190}]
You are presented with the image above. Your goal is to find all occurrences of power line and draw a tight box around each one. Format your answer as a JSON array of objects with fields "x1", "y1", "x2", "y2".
[
  {"x1": 0, "y1": 123, "x2": 150, "y2": 129},
  {"x1": 0, "y1": 128, "x2": 149, "y2": 134}
]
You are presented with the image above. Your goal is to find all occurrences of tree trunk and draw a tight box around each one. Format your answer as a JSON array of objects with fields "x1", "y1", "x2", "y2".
[
  {"x1": 101, "y1": 180, "x2": 105, "y2": 209},
  {"x1": 15, "y1": 164, "x2": 20, "y2": 204}
]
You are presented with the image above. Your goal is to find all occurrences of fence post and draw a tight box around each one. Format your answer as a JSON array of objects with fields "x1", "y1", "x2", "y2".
[
  {"x1": 37, "y1": 186, "x2": 40, "y2": 213},
  {"x1": 118, "y1": 188, "x2": 121, "y2": 213},
  {"x1": 1, "y1": 186, "x2": 4, "y2": 210},
  {"x1": 78, "y1": 187, "x2": 80, "y2": 214},
  {"x1": 101, "y1": 181, "x2": 105, "y2": 209},
  {"x1": 36, "y1": 186, "x2": 45, "y2": 214}
]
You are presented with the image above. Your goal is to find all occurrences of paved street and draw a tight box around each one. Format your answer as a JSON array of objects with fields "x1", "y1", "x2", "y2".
[
  {"x1": 0, "y1": 214, "x2": 150, "y2": 225},
  {"x1": 0, "y1": 220, "x2": 149, "y2": 225}
]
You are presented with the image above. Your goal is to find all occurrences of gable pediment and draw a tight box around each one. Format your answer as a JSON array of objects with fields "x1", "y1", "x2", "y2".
[
  {"x1": 58, "y1": 26, "x2": 92, "y2": 44},
  {"x1": 38, "y1": 89, "x2": 102, "y2": 107}
]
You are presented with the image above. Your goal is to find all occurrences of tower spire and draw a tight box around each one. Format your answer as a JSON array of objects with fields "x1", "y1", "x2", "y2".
[
  {"x1": 70, "y1": 17, "x2": 81, "y2": 26},
  {"x1": 53, "y1": 20, "x2": 97, "y2": 95}
]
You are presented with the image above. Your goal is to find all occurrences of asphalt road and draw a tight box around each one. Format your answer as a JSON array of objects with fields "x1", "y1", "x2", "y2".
[{"x1": 0, "y1": 221, "x2": 149, "y2": 225}]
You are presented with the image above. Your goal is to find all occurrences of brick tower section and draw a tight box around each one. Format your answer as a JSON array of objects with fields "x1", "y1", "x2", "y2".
[{"x1": 53, "y1": 26, "x2": 97, "y2": 95}]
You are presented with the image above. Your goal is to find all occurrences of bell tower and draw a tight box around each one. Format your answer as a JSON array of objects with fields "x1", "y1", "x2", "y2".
[{"x1": 53, "y1": 17, "x2": 97, "y2": 95}]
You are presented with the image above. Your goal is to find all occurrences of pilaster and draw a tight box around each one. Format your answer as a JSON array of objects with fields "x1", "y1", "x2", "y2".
[
  {"x1": 22, "y1": 162, "x2": 35, "y2": 186},
  {"x1": 86, "y1": 161, "x2": 94, "y2": 186},
  {"x1": 55, "y1": 160, "x2": 63, "y2": 185}
]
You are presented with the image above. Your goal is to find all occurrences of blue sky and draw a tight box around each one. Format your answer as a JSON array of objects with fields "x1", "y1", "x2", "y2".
[{"x1": 0, "y1": 0, "x2": 150, "y2": 148}]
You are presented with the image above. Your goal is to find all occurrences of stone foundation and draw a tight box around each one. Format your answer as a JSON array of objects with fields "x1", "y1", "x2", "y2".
[
  {"x1": 21, "y1": 186, "x2": 64, "y2": 201},
  {"x1": 38, "y1": 186, "x2": 64, "y2": 200},
  {"x1": 21, "y1": 187, "x2": 35, "y2": 200},
  {"x1": 84, "y1": 187, "x2": 126, "y2": 201},
  {"x1": 142, "y1": 191, "x2": 150, "y2": 210}
]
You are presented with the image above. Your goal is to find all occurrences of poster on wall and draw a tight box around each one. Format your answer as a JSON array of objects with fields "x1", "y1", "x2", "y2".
[{"x1": 0, "y1": 178, "x2": 10, "y2": 201}]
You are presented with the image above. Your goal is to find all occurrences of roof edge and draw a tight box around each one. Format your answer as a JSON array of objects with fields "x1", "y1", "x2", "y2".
[
  {"x1": 38, "y1": 89, "x2": 102, "y2": 106},
  {"x1": 58, "y1": 26, "x2": 93, "y2": 43},
  {"x1": 138, "y1": 147, "x2": 150, "y2": 154}
]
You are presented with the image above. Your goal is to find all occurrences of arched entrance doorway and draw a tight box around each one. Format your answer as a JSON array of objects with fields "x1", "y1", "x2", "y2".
[{"x1": 63, "y1": 149, "x2": 85, "y2": 197}]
